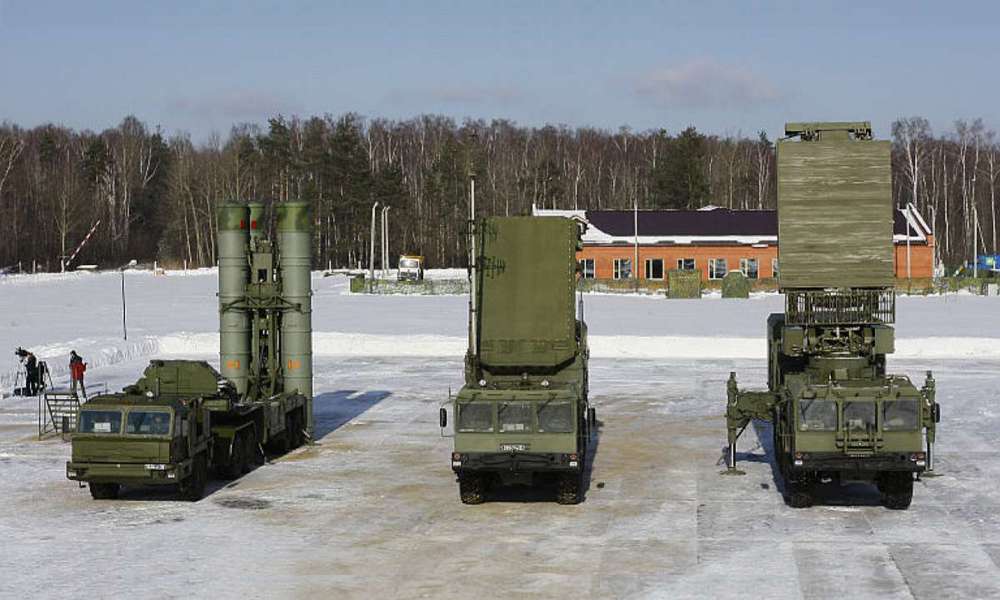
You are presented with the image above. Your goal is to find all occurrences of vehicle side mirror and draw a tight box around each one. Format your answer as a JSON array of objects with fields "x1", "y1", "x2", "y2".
[
  {"x1": 932, "y1": 403, "x2": 941, "y2": 424},
  {"x1": 588, "y1": 407, "x2": 596, "y2": 430},
  {"x1": 439, "y1": 408, "x2": 448, "y2": 428}
]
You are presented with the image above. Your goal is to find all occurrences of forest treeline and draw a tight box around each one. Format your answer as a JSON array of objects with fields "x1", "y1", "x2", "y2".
[{"x1": 0, "y1": 114, "x2": 996, "y2": 271}]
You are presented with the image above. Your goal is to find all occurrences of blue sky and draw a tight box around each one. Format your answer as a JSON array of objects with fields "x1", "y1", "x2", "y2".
[{"x1": 1, "y1": 1, "x2": 998, "y2": 142}]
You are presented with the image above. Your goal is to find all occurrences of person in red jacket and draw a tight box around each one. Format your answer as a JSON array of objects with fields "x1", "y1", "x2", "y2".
[{"x1": 69, "y1": 351, "x2": 87, "y2": 398}]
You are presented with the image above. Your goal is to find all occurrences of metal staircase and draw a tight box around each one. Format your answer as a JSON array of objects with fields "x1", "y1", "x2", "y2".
[{"x1": 38, "y1": 390, "x2": 81, "y2": 438}]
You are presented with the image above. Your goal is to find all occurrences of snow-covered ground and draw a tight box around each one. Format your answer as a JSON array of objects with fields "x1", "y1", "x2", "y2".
[
  {"x1": 3, "y1": 269, "x2": 998, "y2": 387},
  {"x1": 1, "y1": 270, "x2": 999, "y2": 599}
]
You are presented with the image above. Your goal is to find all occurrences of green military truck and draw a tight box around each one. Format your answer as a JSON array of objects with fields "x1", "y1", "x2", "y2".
[
  {"x1": 442, "y1": 213, "x2": 595, "y2": 504},
  {"x1": 68, "y1": 360, "x2": 307, "y2": 500},
  {"x1": 725, "y1": 122, "x2": 940, "y2": 509},
  {"x1": 67, "y1": 202, "x2": 314, "y2": 500}
]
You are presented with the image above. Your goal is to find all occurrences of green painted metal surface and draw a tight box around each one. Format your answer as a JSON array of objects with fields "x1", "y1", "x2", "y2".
[
  {"x1": 721, "y1": 271, "x2": 751, "y2": 298},
  {"x1": 247, "y1": 202, "x2": 266, "y2": 241},
  {"x1": 667, "y1": 269, "x2": 701, "y2": 299},
  {"x1": 277, "y1": 202, "x2": 314, "y2": 434},
  {"x1": 777, "y1": 126, "x2": 894, "y2": 289},
  {"x1": 128, "y1": 359, "x2": 228, "y2": 397},
  {"x1": 477, "y1": 217, "x2": 578, "y2": 369},
  {"x1": 724, "y1": 123, "x2": 940, "y2": 508},
  {"x1": 218, "y1": 204, "x2": 251, "y2": 395},
  {"x1": 451, "y1": 215, "x2": 591, "y2": 504}
]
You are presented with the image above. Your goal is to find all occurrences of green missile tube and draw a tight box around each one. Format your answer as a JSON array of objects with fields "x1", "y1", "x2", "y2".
[
  {"x1": 247, "y1": 202, "x2": 266, "y2": 243},
  {"x1": 277, "y1": 201, "x2": 314, "y2": 435},
  {"x1": 218, "y1": 203, "x2": 251, "y2": 396}
]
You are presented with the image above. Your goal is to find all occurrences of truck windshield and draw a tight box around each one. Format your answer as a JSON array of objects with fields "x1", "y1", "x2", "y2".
[
  {"x1": 79, "y1": 410, "x2": 123, "y2": 434},
  {"x1": 400, "y1": 258, "x2": 419, "y2": 269},
  {"x1": 882, "y1": 400, "x2": 918, "y2": 431},
  {"x1": 457, "y1": 403, "x2": 493, "y2": 432},
  {"x1": 125, "y1": 410, "x2": 171, "y2": 435},
  {"x1": 538, "y1": 403, "x2": 573, "y2": 433},
  {"x1": 798, "y1": 399, "x2": 837, "y2": 431},
  {"x1": 844, "y1": 402, "x2": 876, "y2": 432},
  {"x1": 498, "y1": 402, "x2": 533, "y2": 433}
]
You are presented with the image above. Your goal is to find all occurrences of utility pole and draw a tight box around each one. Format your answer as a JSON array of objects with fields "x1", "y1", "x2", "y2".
[
  {"x1": 633, "y1": 198, "x2": 639, "y2": 286},
  {"x1": 120, "y1": 259, "x2": 137, "y2": 340},
  {"x1": 382, "y1": 205, "x2": 391, "y2": 278},
  {"x1": 121, "y1": 268, "x2": 127, "y2": 340},
  {"x1": 906, "y1": 204, "x2": 912, "y2": 283},
  {"x1": 973, "y1": 204, "x2": 979, "y2": 279},
  {"x1": 469, "y1": 173, "x2": 478, "y2": 356},
  {"x1": 369, "y1": 201, "x2": 379, "y2": 292}
]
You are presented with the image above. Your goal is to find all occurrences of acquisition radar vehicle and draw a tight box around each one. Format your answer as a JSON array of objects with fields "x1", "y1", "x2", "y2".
[{"x1": 724, "y1": 122, "x2": 940, "y2": 509}]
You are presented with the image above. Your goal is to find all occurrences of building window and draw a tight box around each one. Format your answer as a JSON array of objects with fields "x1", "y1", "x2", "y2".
[
  {"x1": 772, "y1": 258, "x2": 779, "y2": 278},
  {"x1": 579, "y1": 259, "x2": 595, "y2": 279},
  {"x1": 613, "y1": 258, "x2": 632, "y2": 280},
  {"x1": 740, "y1": 258, "x2": 759, "y2": 279},
  {"x1": 676, "y1": 258, "x2": 695, "y2": 271},
  {"x1": 709, "y1": 258, "x2": 727, "y2": 280},
  {"x1": 644, "y1": 258, "x2": 664, "y2": 280}
]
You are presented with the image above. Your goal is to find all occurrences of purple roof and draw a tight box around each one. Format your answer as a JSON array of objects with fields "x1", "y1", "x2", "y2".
[
  {"x1": 585, "y1": 208, "x2": 776, "y2": 237},
  {"x1": 581, "y1": 207, "x2": 929, "y2": 237}
]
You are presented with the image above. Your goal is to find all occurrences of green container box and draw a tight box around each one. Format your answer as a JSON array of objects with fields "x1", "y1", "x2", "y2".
[
  {"x1": 722, "y1": 272, "x2": 751, "y2": 298},
  {"x1": 668, "y1": 269, "x2": 701, "y2": 299}
]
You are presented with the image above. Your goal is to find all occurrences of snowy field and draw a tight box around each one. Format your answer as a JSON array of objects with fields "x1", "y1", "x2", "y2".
[{"x1": 1, "y1": 269, "x2": 1000, "y2": 599}]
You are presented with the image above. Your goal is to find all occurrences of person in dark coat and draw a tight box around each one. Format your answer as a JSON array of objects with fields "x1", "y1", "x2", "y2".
[
  {"x1": 25, "y1": 351, "x2": 39, "y2": 396},
  {"x1": 69, "y1": 351, "x2": 87, "y2": 398}
]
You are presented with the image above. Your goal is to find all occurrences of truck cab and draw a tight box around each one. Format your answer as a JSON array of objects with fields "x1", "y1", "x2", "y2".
[
  {"x1": 69, "y1": 399, "x2": 210, "y2": 500},
  {"x1": 67, "y1": 360, "x2": 232, "y2": 500},
  {"x1": 397, "y1": 255, "x2": 424, "y2": 281}
]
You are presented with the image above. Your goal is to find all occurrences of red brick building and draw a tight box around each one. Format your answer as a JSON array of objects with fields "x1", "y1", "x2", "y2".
[{"x1": 533, "y1": 204, "x2": 934, "y2": 282}]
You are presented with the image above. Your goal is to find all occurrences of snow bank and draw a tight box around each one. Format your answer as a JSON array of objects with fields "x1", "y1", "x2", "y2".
[
  {"x1": 153, "y1": 332, "x2": 1000, "y2": 360},
  {"x1": 0, "y1": 336, "x2": 159, "y2": 390}
]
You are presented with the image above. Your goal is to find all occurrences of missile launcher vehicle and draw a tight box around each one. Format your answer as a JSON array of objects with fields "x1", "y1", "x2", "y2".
[
  {"x1": 442, "y1": 209, "x2": 595, "y2": 504},
  {"x1": 67, "y1": 202, "x2": 314, "y2": 500},
  {"x1": 724, "y1": 122, "x2": 940, "y2": 509}
]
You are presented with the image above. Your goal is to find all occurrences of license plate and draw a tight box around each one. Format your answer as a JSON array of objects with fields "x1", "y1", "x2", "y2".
[{"x1": 499, "y1": 443, "x2": 528, "y2": 452}]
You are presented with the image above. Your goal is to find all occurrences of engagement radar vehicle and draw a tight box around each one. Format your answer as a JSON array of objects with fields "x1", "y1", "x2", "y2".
[{"x1": 442, "y1": 179, "x2": 594, "y2": 504}]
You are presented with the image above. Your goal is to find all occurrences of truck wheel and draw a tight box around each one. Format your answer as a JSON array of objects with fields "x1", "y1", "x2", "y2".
[
  {"x1": 459, "y1": 473, "x2": 486, "y2": 505},
  {"x1": 290, "y1": 411, "x2": 305, "y2": 448},
  {"x1": 225, "y1": 434, "x2": 246, "y2": 480},
  {"x1": 556, "y1": 472, "x2": 583, "y2": 505},
  {"x1": 272, "y1": 417, "x2": 292, "y2": 454},
  {"x1": 786, "y1": 478, "x2": 813, "y2": 508},
  {"x1": 244, "y1": 431, "x2": 261, "y2": 471},
  {"x1": 181, "y1": 455, "x2": 207, "y2": 501},
  {"x1": 879, "y1": 473, "x2": 914, "y2": 510},
  {"x1": 89, "y1": 482, "x2": 120, "y2": 500}
]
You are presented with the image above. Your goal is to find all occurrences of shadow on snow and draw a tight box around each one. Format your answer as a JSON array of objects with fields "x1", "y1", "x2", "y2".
[
  {"x1": 734, "y1": 418, "x2": 881, "y2": 507},
  {"x1": 94, "y1": 390, "x2": 391, "y2": 502},
  {"x1": 313, "y1": 389, "x2": 392, "y2": 440},
  {"x1": 487, "y1": 419, "x2": 602, "y2": 505}
]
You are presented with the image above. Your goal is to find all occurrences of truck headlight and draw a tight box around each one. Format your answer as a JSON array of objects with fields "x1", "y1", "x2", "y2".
[{"x1": 145, "y1": 463, "x2": 168, "y2": 470}]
